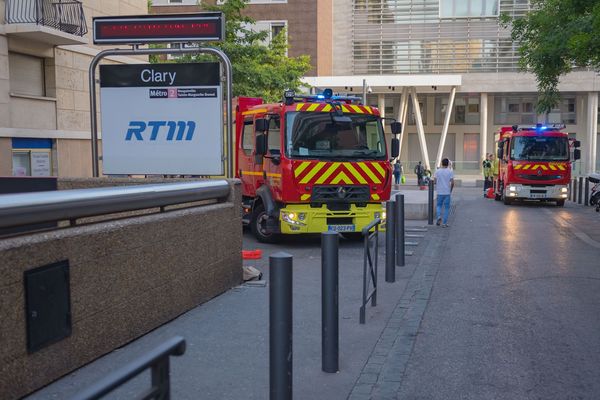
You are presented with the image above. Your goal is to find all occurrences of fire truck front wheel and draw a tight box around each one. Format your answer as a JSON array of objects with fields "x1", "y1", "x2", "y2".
[
  {"x1": 556, "y1": 199, "x2": 565, "y2": 207},
  {"x1": 251, "y1": 203, "x2": 280, "y2": 243}
]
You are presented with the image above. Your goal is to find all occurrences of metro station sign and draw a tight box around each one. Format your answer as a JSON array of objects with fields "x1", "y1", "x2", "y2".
[{"x1": 93, "y1": 13, "x2": 224, "y2": 45}]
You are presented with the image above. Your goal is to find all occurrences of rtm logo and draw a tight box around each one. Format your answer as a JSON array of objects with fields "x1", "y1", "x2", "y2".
[{"x1": 125, "y1": 121, "x2": 196, "y2": 141}]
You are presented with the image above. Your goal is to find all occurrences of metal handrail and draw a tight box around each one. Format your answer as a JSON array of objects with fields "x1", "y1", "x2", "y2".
[
  {"x1": 0, "y1": 180, "x2": 230, "y2": 229},
  {"x1": 71, "y1": 336, "x2": 186, "y2": 400},
  {"x1": 5, "y1": 0, "x2": 88, "y2": 36},
  {"x1": 360, "y1": 217, "x2": 381, "y2": 324}
]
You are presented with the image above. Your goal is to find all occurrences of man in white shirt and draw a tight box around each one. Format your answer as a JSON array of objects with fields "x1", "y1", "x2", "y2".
[{"x1": 433, "y1": 158, "x2": 454, "y2": 227}]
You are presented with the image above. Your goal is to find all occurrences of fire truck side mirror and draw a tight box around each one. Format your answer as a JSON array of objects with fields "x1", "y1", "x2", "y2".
[
  {"x1": 574, "y1": 149, "x2": 581, "y2": 161},
  {"x1": 497, "y1": 146, "x2": 503, "y2": 160},
  {"x1": 255, "y1": 118, "x2": 268, "y2": 132},
  {"x1": 391, "y1": 138, "x2": 400, "y2": 158},
  {"x1": 573, "y1": 140, "x2": 581, "y2": 148},
  {"x1": 390, "y1": 122, "x2": 402, "y2": 135},
  {"x1": 255, "y1": 133, "x2": 267, "y2": 157}
]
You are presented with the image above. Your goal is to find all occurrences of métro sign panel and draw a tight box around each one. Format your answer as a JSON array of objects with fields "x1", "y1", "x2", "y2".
[
  {"x1": 93, "y1": 13, "x2": 224, "y2": 44},
  {"x1": 100, "y1": 63, "x2": 223, "y2": 175}
]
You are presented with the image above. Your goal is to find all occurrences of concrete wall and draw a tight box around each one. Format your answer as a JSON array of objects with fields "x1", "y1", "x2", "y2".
[{"x1": 0, "y1": 179, "x2": 242, "y2": 399}]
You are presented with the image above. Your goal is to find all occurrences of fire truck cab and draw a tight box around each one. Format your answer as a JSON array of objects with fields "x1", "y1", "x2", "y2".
[
  {"x1": 494, "y1": 124, "x2": 581, "y2": 206},
  {"x1": 236, "y1": 89, "x2": 400, "y2": 242}
]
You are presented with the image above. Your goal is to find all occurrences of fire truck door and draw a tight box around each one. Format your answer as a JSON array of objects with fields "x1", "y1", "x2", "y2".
[
  {"x1": 239, "y1": 116, "x2": 261, "y2": 197},
  {"x1": 264, "y1": 116, "x2": 282, "y2": 199}
]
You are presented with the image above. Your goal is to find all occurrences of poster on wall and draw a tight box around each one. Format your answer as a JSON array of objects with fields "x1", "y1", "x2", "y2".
[
  {"x1": 99, "y1": 63, "x2": 222, "y2": 175},
  {"x1": 31, "y1": 152, "x2": 51, "y2": 176}
]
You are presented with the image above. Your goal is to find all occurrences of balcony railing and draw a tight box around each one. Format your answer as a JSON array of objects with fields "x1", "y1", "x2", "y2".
[{"x1": 5, "y1": 0, "x2": 87, "y2": 37}]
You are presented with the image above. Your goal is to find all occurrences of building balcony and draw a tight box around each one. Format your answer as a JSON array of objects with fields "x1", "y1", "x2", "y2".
[{"x1": 3, "y1": 0, "x2": 88, "y2": 46}]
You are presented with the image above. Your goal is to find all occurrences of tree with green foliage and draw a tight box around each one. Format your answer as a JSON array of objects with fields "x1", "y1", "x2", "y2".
[
  {"x1": 502, "y1": 0, "x2": 600, "y2": 114},
  {"x1": 172, "y1": 0, "x2": 311, "y2": 102}
]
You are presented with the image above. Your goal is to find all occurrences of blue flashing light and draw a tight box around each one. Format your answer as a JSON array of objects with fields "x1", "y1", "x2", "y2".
[{"x1": 317, "y1": 94, "x2": 325, "y2": 99}]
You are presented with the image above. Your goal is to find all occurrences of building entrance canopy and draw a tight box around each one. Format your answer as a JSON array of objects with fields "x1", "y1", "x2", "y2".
[{"x1": 302, "y1": 75, "x2": 463, "y2": 171}]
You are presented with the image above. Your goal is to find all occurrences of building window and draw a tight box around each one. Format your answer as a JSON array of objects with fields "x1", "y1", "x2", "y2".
[
  {"x1": 435, "y1": 95, "x2": 480, "y2": 125},
  {"x1": 9, "y1": 52, "x2": 46, "y2": 97},
  {"x1": 439, "y1": 0, "x2": 499, "y2": 18},
  {"x1": 547, "y1": 97, "x2": 576, "y2": 125},
  {"x1": 218, "y1": 0, "x2": 286, "y2": 4},
  {"x1": 11, "y1": 138, "x2": 53, "y2": 176},
  {"x1": 494, "y1": 95, "x2": 538, "y2": 125},
  {"x1": 246, "y1": 20, "x2": 288, "y2": 47}
]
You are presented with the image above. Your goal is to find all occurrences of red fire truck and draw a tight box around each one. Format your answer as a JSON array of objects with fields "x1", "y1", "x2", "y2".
[
  {"x1": 235, "y1": 89, "x2": 400, "y2": 242},
  {"x1": 494, "y1": 124, "x2": 581, "y2": 206}
]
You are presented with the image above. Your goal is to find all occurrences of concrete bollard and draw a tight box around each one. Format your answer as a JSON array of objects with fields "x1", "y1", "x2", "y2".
[{"x1": 578, "y1": 177, "x2": 583, "y2": 205}]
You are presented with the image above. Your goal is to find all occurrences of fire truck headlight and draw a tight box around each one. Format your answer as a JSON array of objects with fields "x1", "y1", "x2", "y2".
[
  {"x1": 281, "y1": 211, "x2": 306, "y2": 226},
  {"x1": 509, "y1": 185, "x2": 517, "y2": 192},
  {"x1": 561, "y1": 187, "x2": 568, "y2": 193},
  {"x1": 561, "y1": 193, "x2": 568, "y2": 198}
]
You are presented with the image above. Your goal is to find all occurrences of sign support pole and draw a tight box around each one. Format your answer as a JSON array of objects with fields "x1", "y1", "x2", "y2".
[{"x1": 89, "y1": 47, "x2": 233, "y2": 178}]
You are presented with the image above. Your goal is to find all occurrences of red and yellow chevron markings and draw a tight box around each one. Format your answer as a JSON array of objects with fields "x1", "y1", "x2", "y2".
[
  {"x1": 294, "y1": 103, "x2": 376, "y2": 114},
  {"x1": 293, "y1": 161, "x2": 385, "y2": 187},
  {"x1": 514, "y1": 163, "x2": 567, "y2": 171}
]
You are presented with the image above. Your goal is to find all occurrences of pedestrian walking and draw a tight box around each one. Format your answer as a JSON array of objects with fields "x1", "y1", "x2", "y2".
[
  {"x1": 482, "y1": 153, "x2": 492, "y2": 197},
  {"x1": 414, "y1": 161, "x2": 424, "y2": 186},
  {"x1": 393, "y1": 162, "x2": 402, "y2": 185},
  {"x1": 434, "y1": 158, "x2": 454, "y2": 228}
]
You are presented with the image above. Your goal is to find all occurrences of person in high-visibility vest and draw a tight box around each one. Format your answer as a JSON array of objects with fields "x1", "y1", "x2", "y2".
[
  {"x1": 491, "y1": 153, "x2": 499, "y2": 193},
  {"x1": 482, "y1": 153, "x2": 492, "y2": 197}
]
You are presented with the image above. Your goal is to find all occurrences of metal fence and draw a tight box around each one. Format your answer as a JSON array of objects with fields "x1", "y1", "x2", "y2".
[
  {"x1": 5, "y1": 0, "x2": 88, "y2": 36},
  {"x1": 360, "y1": 218, "x2": 381, "y2": 324}
]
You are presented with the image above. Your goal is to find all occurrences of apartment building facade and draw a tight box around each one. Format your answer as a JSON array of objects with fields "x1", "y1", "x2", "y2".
[
  {"x1": 0, "y1": 0, "x2": 147, "y2": 178},
  {"x1": 306, "y1": 0, "x2": 599, "y2": 175}
]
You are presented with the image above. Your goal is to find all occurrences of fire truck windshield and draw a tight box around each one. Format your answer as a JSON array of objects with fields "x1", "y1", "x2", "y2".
[
  {"x1": 510, "y1": 136, "x2": 569, "y2": 161},
  {"x1": 285, "y1": 111, "x2": 386, "y2": 160}
]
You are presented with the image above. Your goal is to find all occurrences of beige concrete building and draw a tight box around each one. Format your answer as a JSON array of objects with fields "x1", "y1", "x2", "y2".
[{"x1": 0, "y1": 0, "x2": 147, "y2": 178}]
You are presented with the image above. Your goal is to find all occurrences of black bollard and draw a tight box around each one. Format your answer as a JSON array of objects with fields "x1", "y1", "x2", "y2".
[
  {"x1": 573, "y1": 179, "x2": 578, "y2": 203},
  {"x1": 569, "y1": 180, "x2": 573, "y2": 201},
  {"x1": 578, "y1": 177, "x2": 583, "y2": 204},
  {"x1": 585, "y1": 178, "x2": 590, "y2": 206},
  {"x1": 321, "y1": 232, "x2": 339, "y2": 373},
  {"x1": 270, "y1": 252, "x2": 293, "y2": 400},
  {"x1": 428, "y1": 179, "x2": 434, "y2": 225},
  {"x1": 385, "y1": 199, "x2": 396, "y2": 282},
  {"x1": 395, "y1": 193, "x2": 405, "y2": 267}
]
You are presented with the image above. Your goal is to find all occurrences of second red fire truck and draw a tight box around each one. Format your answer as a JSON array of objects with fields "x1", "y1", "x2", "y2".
[
  {"x1": 494, "y1": 124, "x2": 581, "y2": 206},
  {"x1": 235, "y1": 89, "x2": 400, "y2": 242}
]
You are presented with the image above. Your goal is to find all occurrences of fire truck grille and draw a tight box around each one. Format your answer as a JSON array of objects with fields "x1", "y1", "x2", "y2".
[
  {"x1": 517, "y1": 174, "x2": 563, "y2": 180},
  {"x1": 312, "y1": 185, "x2": 370, "y2": 203}
]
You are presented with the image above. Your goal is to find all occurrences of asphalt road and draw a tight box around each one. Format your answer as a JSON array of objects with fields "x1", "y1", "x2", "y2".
[{"x1": 396, "y1": 188, "x2": 600, "y2": 400}]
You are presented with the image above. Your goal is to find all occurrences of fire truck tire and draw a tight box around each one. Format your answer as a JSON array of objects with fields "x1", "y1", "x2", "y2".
[
  {"x1": 556, "y1": 199, "x2": 565, "y2": 207},
  {"x1": 251, "y1": 203, "x2": 280, "y2": 243}
]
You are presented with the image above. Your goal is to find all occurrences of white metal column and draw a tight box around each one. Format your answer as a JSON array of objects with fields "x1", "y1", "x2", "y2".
[
  {"x1": 410, "y1": 87, "x2": 430, "y2": 171},
  {"x1": 587, "y1": 92, "x2": 598, "y2": 173},
  {"x1": 436, "y1": 86, "x2": 456, "y2": 169},
  {"x1": 396, "y1": 87, "x2": 409, "y2": 161},
  {"x1": 480, "y1": 92, "x2": 488, "y2": 165},
  {"x1": 378, "y1": 94, "x2": 386, "y2": 118}
]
